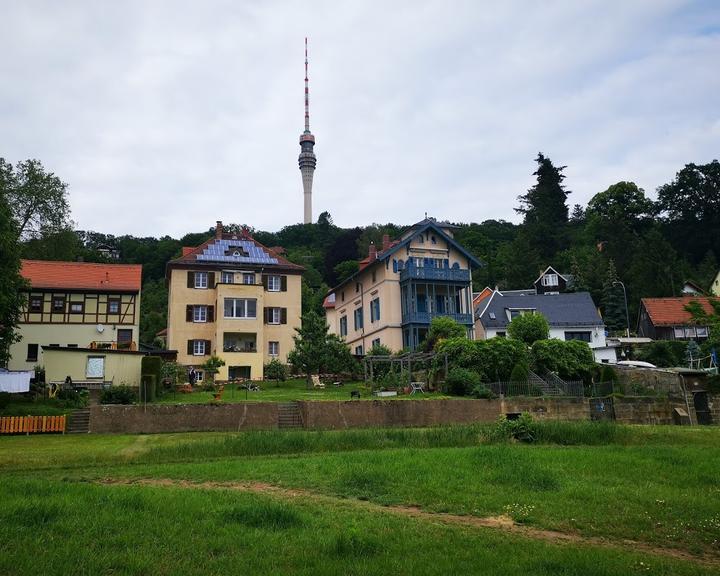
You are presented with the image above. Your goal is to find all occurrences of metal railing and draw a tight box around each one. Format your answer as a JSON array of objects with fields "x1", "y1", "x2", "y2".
[
  {"x1": 487, "y1": 380, "x2": 585, "y2": 398},
  {"x1": 402, "y1": 311, "x2": 473, "y2": 325},
  {"x1": 400, "y1": 266, "x2": 471, "y2": 283}
]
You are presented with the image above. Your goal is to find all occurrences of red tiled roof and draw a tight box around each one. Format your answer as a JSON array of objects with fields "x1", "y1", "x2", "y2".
[
  {"x1": 473, "y1": 287, "x2": 493, "y2": 308},
  {"x1": 21, "y1": 260, "x2": 142, "y2": 292},
  {"x1": 641, "y1": 296, "x2": 718, "y2": 326},
  {"x1": 322, "y1": 293, "x2": 336, "y2": 309}
]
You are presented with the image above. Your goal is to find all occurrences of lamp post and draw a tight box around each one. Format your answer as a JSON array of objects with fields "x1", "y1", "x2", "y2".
[{"x1": 612, "y1": 281, "x2": 630, "y2": 338}]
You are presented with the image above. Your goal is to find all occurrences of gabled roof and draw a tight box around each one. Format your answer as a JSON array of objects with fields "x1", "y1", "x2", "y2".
[
  {"x1": 383, "y1": 220, "x2": 483, "y2": 268},
  {"x1": 641, "y1": 296, "x2": 718, "y2": 326},
  {"x1": 472, "y1": 287, "x2": 493, "y2": 309},
  {"x1": 533, "y1": 265, "x2": 573, "y2": 286},
  {"x1": 322, "y1": 293, "x2": 336, "y2": 309},
  {"x1": 477, "y1": 291, "x2": 603, "y2": 328},
  {"x1": 20, "y1": 260, "x2": 142, "y2": 292},
  {"x1": 169, "y1": 232, "x2": 303, "y2": 272}
]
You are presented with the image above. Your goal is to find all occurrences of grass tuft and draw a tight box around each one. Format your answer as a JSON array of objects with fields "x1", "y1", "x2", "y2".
[{"x1": 220, "y1": 500, "x2": 305, "y2": 530}]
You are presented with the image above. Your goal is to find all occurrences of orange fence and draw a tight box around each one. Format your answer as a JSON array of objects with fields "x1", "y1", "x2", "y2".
[{"x1": 0, "y1": 415, "x2": 66, "y2": 434}]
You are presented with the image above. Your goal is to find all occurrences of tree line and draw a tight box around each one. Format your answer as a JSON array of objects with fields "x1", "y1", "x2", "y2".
[{"x1": 1, "y1": 154, "x2": 718, "y2": 355}]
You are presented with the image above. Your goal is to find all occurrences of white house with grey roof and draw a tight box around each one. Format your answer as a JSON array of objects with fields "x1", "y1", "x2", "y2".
[{"x1": 475, "y1": 289, "x2": 617, "y2": 363}]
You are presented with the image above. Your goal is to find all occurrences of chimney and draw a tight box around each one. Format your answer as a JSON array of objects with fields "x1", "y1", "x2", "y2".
[
  {"x1": 368, "y1": 242, "x2": 377, "y2": 262},
  {"x1": 215, "y1": 221, "x2": 223, "y2": 239},
  {"x1": 382, "y1": 234, "x2": 391, "y2": 251}
]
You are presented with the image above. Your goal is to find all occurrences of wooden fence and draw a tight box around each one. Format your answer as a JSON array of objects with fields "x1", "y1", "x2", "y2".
[{"x1": 0, "y1": 415, "x2": 66, "y2": 435}]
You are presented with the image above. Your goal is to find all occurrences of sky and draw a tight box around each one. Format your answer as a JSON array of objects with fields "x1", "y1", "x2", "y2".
[{"x1": 1, "y1": 0, "x2": 719, "y2": 238}]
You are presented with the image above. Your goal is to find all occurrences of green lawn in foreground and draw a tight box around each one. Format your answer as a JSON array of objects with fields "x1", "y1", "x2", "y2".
[
  {"x1": 1, "y1": 424, "x2": 719, "y2": 575},
  {"x1": 154, "y1": 378, "x2": 451, "y2": 404}
]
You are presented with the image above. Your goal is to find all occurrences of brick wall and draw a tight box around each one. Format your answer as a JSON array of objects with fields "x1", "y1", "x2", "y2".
[{"x1": 89, "y1": 403, "x2": 279, "y2": 434}]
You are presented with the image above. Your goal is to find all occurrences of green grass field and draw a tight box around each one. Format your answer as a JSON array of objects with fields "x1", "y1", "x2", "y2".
[{"x1": 1, "y1": 423, "x2": 719, "y2": 575}]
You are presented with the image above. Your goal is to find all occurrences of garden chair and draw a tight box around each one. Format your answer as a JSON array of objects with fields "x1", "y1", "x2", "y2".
[{"x1": 311, "y1": 375, "x2": 325, "y2": 389}]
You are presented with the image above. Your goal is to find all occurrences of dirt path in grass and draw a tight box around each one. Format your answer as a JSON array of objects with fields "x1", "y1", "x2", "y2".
[{"x1": 94, "y1": 477, "x2": 719, "y2": 568}]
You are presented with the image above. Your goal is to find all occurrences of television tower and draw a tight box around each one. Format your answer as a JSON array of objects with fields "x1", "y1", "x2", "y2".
[{"x1": 298, "y1": 37, "x2": 316, "y2": 224}]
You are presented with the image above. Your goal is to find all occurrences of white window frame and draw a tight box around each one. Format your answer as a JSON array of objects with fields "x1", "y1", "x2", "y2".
[
  {"x1": 221, "y1": 271, "x2": 234, "y2": 284},
  {"x1": 86, "y1": 356, "x2": 105, "y2": 379},
  {"x1": 193, "y1": 340, "x2": 206, "y2": 355},
  {"x1": 70, "y1": 302, "x2": 83, "y2": 313},
  {"x1": 267, "y1": 275, "x2": 281, "y2": 291},
  {"x1": 243, "y1": 273, "x2": 255, "y2": 285},
  {"x1": 268, "y1": 308, "x2": 281, "y2": 324},
  {"x1": 108, "y1": 299, "x2": 120, "y2": 314},
  {"x1": 268, "y1": 341, "x2": 279, "y2": 356},
  {"x1": 193, "y1": 305, "x2": 207, "y2": 323},
  {"x1": 194, "y1": 272, "x2": 208, "y2": 289},
  {"x1": 195, "y1": 370, "x2": 204, "y2": 382},
  {"x1": 542, "y1": 273, "x2": 559, "y2": 287},
  {"x1": 224, "y1": 298, "x2": 257, "y2": 319},
  {"x1": 355, "y1": 345, "x2": 364, "y2": 356}
]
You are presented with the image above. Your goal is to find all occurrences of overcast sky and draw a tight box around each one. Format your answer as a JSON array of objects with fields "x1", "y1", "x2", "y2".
[{"x1": 1, "y1": 1, "x2": 718, "y2": 237}]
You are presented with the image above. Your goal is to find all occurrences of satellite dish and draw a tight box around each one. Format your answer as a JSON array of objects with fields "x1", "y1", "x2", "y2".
[{"x1": 96, "y1": 324, "x2": 105, "y2": 334}]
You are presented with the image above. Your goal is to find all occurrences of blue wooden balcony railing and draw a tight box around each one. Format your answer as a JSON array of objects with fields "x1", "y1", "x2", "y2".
[{"x1": 399, "y1": 266, "x2": 471, "y2": 283}]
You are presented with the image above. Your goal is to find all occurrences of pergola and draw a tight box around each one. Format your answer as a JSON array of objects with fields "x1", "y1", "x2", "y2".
[{"x1": 362, "y1": 351, "x2": 447, "y2": 387}]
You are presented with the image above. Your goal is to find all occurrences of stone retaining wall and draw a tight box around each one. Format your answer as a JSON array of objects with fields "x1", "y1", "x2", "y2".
[
  {"x1": 89, "y1": 403, "x2": 279, "y2": 434},
  {"x1": 88, "y1": 395, "x2": 719, "y2": 434}
]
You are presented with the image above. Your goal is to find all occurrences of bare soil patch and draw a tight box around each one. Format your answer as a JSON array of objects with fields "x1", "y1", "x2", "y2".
[{"x1": 93, "y1": 477, "x2": 719, "y2": 567}]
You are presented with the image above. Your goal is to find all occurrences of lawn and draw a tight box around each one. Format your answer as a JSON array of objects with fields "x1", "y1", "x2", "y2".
[
  {"x1": 154, "y1": 378, "x2": 452, "y2": 404},
  {"x1": 1, "y1": 424, "x2": 719, "y2": 575}
]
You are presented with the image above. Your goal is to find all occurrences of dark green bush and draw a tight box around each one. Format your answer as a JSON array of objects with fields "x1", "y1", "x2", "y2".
[
  {"x1": 57, "y1": 388, "x2": 89, "y2": 408},
  {"x1": 531, "y1": 339, "x2": 594, "y2": 382},
  {"x1": 492, "y1": 413, "x2": 537, "y2": 443},
  {"x1": 264, "y1": 359, "x2": 288, "y2": 382},
  {"x1": 445, "y1": 367, "x2": 480, "y2": 396},
  {"x1": 436, "y1": 337, "x2": 529, "y2": 382},
  {"x1": 634, "y1": 341, "x2": 686, "y2": 368},
  {"x1": 141, "y1": 356, "x2": 163, "y2": 397},
  {"x1": 100, "y1": 385, "x2": 137, "y2": 405},
  {"x1": 470, "y1": 385, "x2": 497, "y2": 399},
  {"x1": 509, "y1": 362, "x2": 529, "y2": 382}
]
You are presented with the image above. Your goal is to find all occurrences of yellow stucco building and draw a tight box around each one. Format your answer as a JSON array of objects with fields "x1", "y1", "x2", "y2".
[
  {"x1": 8, "y1": 260, "x2": 142, "y2": 372},
  {"x1": 166, "y1": 222, "x2": 304, "y2": 381},
  {"x1": 324, "y1": 218, "x2": 482, "y2": 353}
]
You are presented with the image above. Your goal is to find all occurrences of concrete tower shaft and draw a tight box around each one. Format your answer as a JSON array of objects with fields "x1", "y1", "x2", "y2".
[{"x1": 298, "y1": 37, "x2": 316, "y2": 224}]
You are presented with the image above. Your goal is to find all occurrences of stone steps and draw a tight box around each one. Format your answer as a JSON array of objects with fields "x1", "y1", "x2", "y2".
[
  {"x1": 278, "y1": 402, "x2": 303, "y2": 429},
  {"x1": 67, "y1": 409, "x2": 90, "y2": 434}
]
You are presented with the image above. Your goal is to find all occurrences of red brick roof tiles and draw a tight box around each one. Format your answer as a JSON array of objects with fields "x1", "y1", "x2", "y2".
[
  {"x1": 20, "y1": 260, "x2": 142, "y2": 292},
  {"x1": 641, "y1": 296, "x2": 718, "y2": 326}
]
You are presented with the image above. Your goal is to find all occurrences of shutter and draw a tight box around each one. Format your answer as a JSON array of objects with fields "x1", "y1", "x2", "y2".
[
  {"x1": 208, "y1": 305, "x2": 214, "y2": 322},
  {"x1": 262, "y1": 275, "x2": 269, "y2": 290},
  {"x1": 263, "y1": 307, "x2": 269, "y2": 324},
  {"x1": 187, "y1": 340, "x2": 193, "y2": 355},
  {"x1": 208, "y1": 272, "x2": 215, "y2": 288},
  {"x1": 281, "y1": 308, "x2": 287, "y2": 324},
  {"x1": 204, "y1": 340, "x2": 211, "y2": 355},
  {"x1": 186, "y1": 305, "x2": 193, "y2": 322},
  {"x1": 187, "y1": 271, "x2": 194, "y2": 288},
  {"x1": 393, "y1": 260, "x2": 397, "y2": 273},
  {"x1": 281, "y1": 276, "x2": 287, "y2": 291}
]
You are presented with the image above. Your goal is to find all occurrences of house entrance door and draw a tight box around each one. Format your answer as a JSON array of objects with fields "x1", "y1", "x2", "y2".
[{"x1": 693, "y1": 392, "x2": 713, "y2": 425}]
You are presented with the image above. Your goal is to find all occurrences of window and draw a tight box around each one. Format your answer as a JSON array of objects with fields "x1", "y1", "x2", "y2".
[
  {"x1": 194, "y1": 272, "x2": 208, "y2": 289},
  {"x1": 340, "y1": 316, "x2": 348, "y2": 337},
  {"x1": 26, "y1": 344, "x2": 38, "y2": 362},
  {"x1": 697, "y1": 327, "x2": 709, "y2": 338},
  {"x1": 341, "y1": 291, "x2": 345, "y2": 302},
  {"x1": 70, "y1": 302, "x2": 84, "y2": 314},
  {"x1": 222, "y1": 271, "x2": 234, "y2": 284},
  {"x1": 509, "y1": 308, "x2": 534, "y2": 319},
  {"x1": 355, "y1": 345, "x2": 364, "y2": 356},
  {"x1": 268, "y1": 341, "x2": 279, "y2": 356},
  {"x1": 107, "y1": 299, "x2": 120, "y2": 314},
  {"x1": 224, "y1": 298, "x2": 257, "y2": 318},
  {"x1": 565, "y1": 331, "x2": 591, "y2": 343},
  {"x1": 193, "y1": 306, "x2": 207, "y2": 322},
  {"x1": 193, "y1": 340, "x2": 206, "y2": 355},
  {"x1": 29, "y1": 296, "x2": 42, "y2": 313},
  {"x1": 52, "y1": 296, "x2": 65, "y2": 312},
  {"x1": 67, "y1": 344, "x2": 78, "y2": 348},
  {"x1": 496, "y1": 332, "x2": 506, "y2": 338},
  {"x1": 371, "y1": 338, "x2": 380, "y2": 348},
  {"x1": 243, "y1": 273, "x2": 255, "y2": 285},
  {"x1": 354, "y1": 307, "x2": 364, "y2": 331},
  {"x1": 267, "y1": 275, "x2": 281, "y2": 291},
  {"x1": 86, "y1": 356, "x2": 105, "y2": 379},
  {"x1": 542, "y1": 274, "x2": 559, "y2": 287},
  {"x1": 370, "y1": 298, "x2": 380, "y2": 323},
  {"x1": 268, "y1": 307, "x2": 281, "y2": 324}
]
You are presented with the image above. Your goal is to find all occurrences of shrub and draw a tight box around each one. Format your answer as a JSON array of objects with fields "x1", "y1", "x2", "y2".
[
  {"x1": 264, "y1": 359, "x2": 288, "y2": 382},
  {"x1": 435, "y1": 337, "x2": 529, "y2": 382},
  {"x1": 202, "y1": 355, "x2": 226, "y2": 383},
  {"x1": 422, "y1": 316, "x2": 467, "y2": 351},
  {"x1": 492, "y1": 413, "x2": 537, "y2": 443},
  {"x1": 56, "y1": 387, "x2": 89, "y2": 408},
  {"x1": 470, "y1": 385, "x2": 497, "y2": 399},
  {"x1": 634, "y1": 341, "x2": 685, "y2": 368},
  {"x1": 100, "y1": 385, "x2": 137, "y2": 405},
  {"x1": 531, "y1": 339, "x2": 594, "y2": 381},
  {"x1": 509, "y1": 362, "x2": 529, "y2": 383},
  {"x1": 507, "y1": 313, "x2": 549, "y2": 345},
  {"x1": 445, "y1": 367, "x2": 480, "y2": 396},
  {"x1": 599, "y1": 365, "x2": 618, "y2": 383}
]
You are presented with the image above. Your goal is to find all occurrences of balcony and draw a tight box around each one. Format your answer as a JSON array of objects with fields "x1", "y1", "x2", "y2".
[
  {"x1": 400, "y1": 266, "x2": 470, "y2": 283},
  {"x1": 401, "y1": 311, "x2": 474, "y2": 326},
  {"x1": 223, "y1": 332, "x2": 257, "y2": 353}
]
